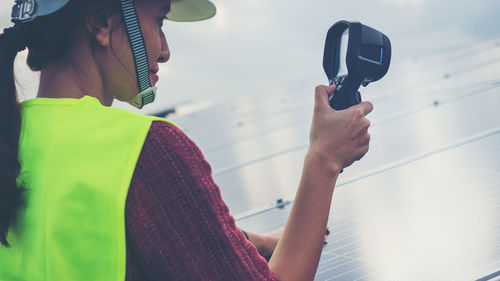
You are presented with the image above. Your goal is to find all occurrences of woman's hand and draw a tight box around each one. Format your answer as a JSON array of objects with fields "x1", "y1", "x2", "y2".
[
  {"x1": 268, "y1": 85, "x2": 373, "y2": 280},
  {"x1": 308, "y1": 84, "x2": 373, "y2": 174},
  {"x1": 246, "y1": 230, "x2": 282, "y2": 261},
  {"x1": 247, "y1": 228, "x2": 330, "y2": 261}
]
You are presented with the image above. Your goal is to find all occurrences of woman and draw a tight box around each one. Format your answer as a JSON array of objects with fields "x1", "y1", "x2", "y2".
[{"x1": 0, "y1": 0, "x2": 373, "y2": 280}]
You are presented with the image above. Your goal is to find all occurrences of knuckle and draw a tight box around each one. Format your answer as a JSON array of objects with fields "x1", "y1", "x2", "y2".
[
  {"x1": 362, "y1": 144, "x2": 369, "y2": 156},
  {"x1": 365, "y1": 119, "x2": 371, "y2": 128},
  {"x1": 354, "y1": 108, "x2": 364, "y2": 118}
]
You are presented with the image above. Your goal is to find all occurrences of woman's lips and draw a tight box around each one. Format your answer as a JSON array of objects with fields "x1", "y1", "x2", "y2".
[{"x1": 150, "y1": 72, "x2": 159, "y2": 85}]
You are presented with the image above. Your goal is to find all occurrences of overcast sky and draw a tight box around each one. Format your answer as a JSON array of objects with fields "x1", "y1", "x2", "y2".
[{"x1": 2, "y1": 0, "x2": 499, "y2": 114}]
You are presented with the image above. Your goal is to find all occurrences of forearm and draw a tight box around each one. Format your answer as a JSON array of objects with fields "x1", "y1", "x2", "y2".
[{"x1": 268, "y1": 150, "x2": 340, "y2": 281}]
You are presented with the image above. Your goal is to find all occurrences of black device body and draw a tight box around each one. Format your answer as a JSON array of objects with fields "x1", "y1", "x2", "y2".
[{"x1": 323, "y1": 21, "x2": 391, "y2": 110}]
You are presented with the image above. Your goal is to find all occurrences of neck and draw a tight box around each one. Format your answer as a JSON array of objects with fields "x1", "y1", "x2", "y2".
[{"x1": 37, "y1": 38, "x2": 114, "y2": 106}]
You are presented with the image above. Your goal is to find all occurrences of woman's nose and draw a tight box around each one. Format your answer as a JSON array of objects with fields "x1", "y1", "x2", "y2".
[{"x1": 158, "y1": 32, "x2": 170, "y2": 63}]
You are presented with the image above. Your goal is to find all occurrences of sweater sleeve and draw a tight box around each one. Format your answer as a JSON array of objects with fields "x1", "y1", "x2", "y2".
[{"x1": 124, "y1": 121, "x2": 280, "y2": 281}]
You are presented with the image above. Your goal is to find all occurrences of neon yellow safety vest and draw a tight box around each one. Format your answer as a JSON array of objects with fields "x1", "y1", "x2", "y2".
[{"x1": 0, "y1": 96, "x2": 175, "y2": 281}]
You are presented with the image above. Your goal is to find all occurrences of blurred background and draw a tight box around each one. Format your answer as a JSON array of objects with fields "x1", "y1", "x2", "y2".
[
  {"x1": 4, "y1": 0, "x2": 500, "y2": 112},
  {"x1": 3, "y1": 0, "x2": 500, "y2": 280}
]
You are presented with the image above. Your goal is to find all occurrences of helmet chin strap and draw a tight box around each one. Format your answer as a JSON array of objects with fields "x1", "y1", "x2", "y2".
[{"x1": 119, "y1": 0, "x2": 156, "y2": 109}]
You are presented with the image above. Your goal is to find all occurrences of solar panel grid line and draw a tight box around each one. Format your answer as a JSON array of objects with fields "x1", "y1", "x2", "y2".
[
  {"x1": 329, "y1": 212, "x2": 500, "y2": 278},
  {"x1": 238, "y1": 192, "x2": 396, "y2": 238},
  {"x1": 172, "y1": 40, "x2": 496, "y2": 130},
  {"x1": 329, "y1": 186, "x2": 411, "y2": 219},
  {"x1": 212, "y1": 144, "x2": 307, "y2": 176},
  {"x1": 211, "y1": 127, "x2": 496, "y2": 201},
  {"x1": 316, "y1": 258, "x2": 359, "y2": 274},
  {"x1": 234, "y1": 200, "x2": 292, "y2": 221},
  {"x1": 241, "y1": 218, "x2": 285, "y2": 234},
  {"x1": 186, "y1": 82, "x2": 466, "y2": 153},
  {"x1": 334, "y1": 157, "x2": 499, "y2": 212},
  {"x1": 475, "y1": 262, "x2": 500, "y2": 281},
  {"x1": 364, "y1": 51, "x2": 500, "y2": 100},
  {"x1": 184, "y1": 98, "x2": 488, "y2": 155},
  {"x1": 343, "y1": 254, "x2": 402, "y2": 281},
  {"x1": 437, "y1": 83, "x2": 500, "y2": 106},
  {"x1": 237, "y1": 193, "x2": 401, "y2": 242},
  {"x1": 328, "y1": 181, "x2": 500, "y2": 238},
  {"x1": 316, "y1": 255, "x2": 355, "y2": 271},
  {"x1": 335, "y1": 127, "x2": 500, "y2": 188},
  {"x1": 236, "y1": 146, "x2": 498, "y2": 242},
  {"x1": 184, "y1": 86, "x2": 498, "y2": 168},
  {"x1": 369, "y1": 84, "x2": 500, "y2": 128},
  {"x1": 419, "y1": 244, "x2": 500, "y2": 281},
  {"x1": 215, "y1": 77, "x2": 499, "y2": 152},
  {"x1": 350, "y1": 263, "x2": 389, "y2": 281},
  {"x1": 234, "y1": 130, "x2": 496, "y2": 278},
  {"x1": 315, "y1": 259, "x2": 364, "y2": 280},
  {"x1": 237, "y1": 159, "x2": 498, "y2": 247},
  {"x1": 369, "y1": 81, "x2": 497, "y2": 109},
  {"x1": 324, "y1": 265, "x2": 369, "y2": 281},
  {"x1": 323, "y1": 215, "x2": 408, "y2": 248},
  {"x1": 317, "y1": 252, "x2": 345, "y2": 263},
  {"x1": 174, "y1": 93, "x2": 311, "y2": 133},
  {"x1": 415, "y1": 40, "x2": 500, "y2": 69},
  {"x1": 333, "y1": 196, "x2": 500, "y2": 257},
  {"x1": 338, "y1": 213, "x2": 500, "y2": 271},
  {"x1": 329, "y1": 152, "x2": 497, "y2": 216},
  {"x1": 174, "y1": 45, "x2": 499, "y2": 139},
  {"x1": 208, "y1": 88, "x2": 499, "y2": 178},
  {"x1": 352, "y1": 270, "x2": 380, "y2": 281},
  {"x1": 183, "y1": 108, "x2": 312, "y2": 148},
  {"x1": 398, "y1": 230, "x2": 500, "y2": 280},
  {"x1": 200, "y1": 110, "x2": 311, "y2": 153},
  {"x1": 446, "y1": 55, "x2": 500, "y2": 77},
  {"x1": 416, "y1": 214, "x2": 500, "y2": 271},
  {"x1": 333, "y1": 175, "x2": 415, "y2": 206},
  {"x1": 236, "y1": 208, "x2": 290, "y2": 233},
  {"x1": 373, "y1": 56, "x2": 500, "y2": 102},
  {"x1": 370, "y1": 79, "x2": 500, "y2": 106},
  {"x1": 242, "y1": 177, "x2": 496, "y2": 272}
]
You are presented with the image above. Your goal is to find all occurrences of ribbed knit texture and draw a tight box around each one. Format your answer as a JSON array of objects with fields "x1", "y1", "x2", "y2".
[{"x1": 124, "y1": 121, "x2": 280, "y2": 281}]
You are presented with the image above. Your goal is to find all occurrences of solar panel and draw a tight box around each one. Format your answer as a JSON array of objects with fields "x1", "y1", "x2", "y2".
[{"x1": 170, "y1": 39, "x2": 500, "y2": 280}]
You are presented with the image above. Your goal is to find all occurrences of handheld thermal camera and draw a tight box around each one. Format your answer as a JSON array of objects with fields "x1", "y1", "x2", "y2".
[{"x1": 323, "y1": 21, "x2": 391, "y2": 110}]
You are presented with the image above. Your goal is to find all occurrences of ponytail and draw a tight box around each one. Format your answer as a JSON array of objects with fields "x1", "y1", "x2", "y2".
[{"x1": 0, "y1": 27, "x2": 27, "y2": 247}]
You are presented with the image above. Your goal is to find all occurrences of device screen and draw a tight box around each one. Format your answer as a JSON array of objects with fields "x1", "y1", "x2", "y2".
[{"x1": 337, "y1": 29, "x2": 349, "y2": 77}]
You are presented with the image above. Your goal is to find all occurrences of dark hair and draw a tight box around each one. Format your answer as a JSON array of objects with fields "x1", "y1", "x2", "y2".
[
  {"x1": 0, "y1": 0, "x2": 120, "y2": 247},
  {"x1": 0, "y1": 27, "x2": 26, "y2": 247}
]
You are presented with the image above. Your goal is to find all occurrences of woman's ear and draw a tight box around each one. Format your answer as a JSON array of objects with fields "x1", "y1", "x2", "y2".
[{"x1": 84, "y1": 12, "x2": 117, "y2": 47}]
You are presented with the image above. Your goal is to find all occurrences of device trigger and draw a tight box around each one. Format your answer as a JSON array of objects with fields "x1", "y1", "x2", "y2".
[{"x1": 356, "y1": 91, "x2": 362, "y2": 103}]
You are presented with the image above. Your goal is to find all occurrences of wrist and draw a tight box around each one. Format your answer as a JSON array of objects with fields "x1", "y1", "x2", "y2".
[{"x1": 305, "y1": 147, "x2": 343, "y2": 176}]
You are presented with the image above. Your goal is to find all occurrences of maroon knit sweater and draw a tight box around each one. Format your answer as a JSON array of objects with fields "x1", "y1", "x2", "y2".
[{"x1": 124, "y1": 121, "x2": 280, "y2": 280}]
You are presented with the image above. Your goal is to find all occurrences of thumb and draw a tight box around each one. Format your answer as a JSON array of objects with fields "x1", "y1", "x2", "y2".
[
  {"x1": 349, "y1": 101, "x2": 374, "y2": 116},
  {"x1": 314, "y1": 84, "x2": 336, "y2": 110}
]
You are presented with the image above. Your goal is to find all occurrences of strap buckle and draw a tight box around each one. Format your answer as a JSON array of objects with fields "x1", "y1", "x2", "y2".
[
  {"x1": 128, "y1": 87, "x2": 157, "y2": 109},
  {"x1": 12, "y1": 0, "x2": 37, "y2": 23}
]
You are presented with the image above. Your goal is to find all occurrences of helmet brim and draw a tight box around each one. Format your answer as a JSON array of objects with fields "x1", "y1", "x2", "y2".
[{"x1": 166, "y1": 0, "x2": 216, "y2": 22}]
